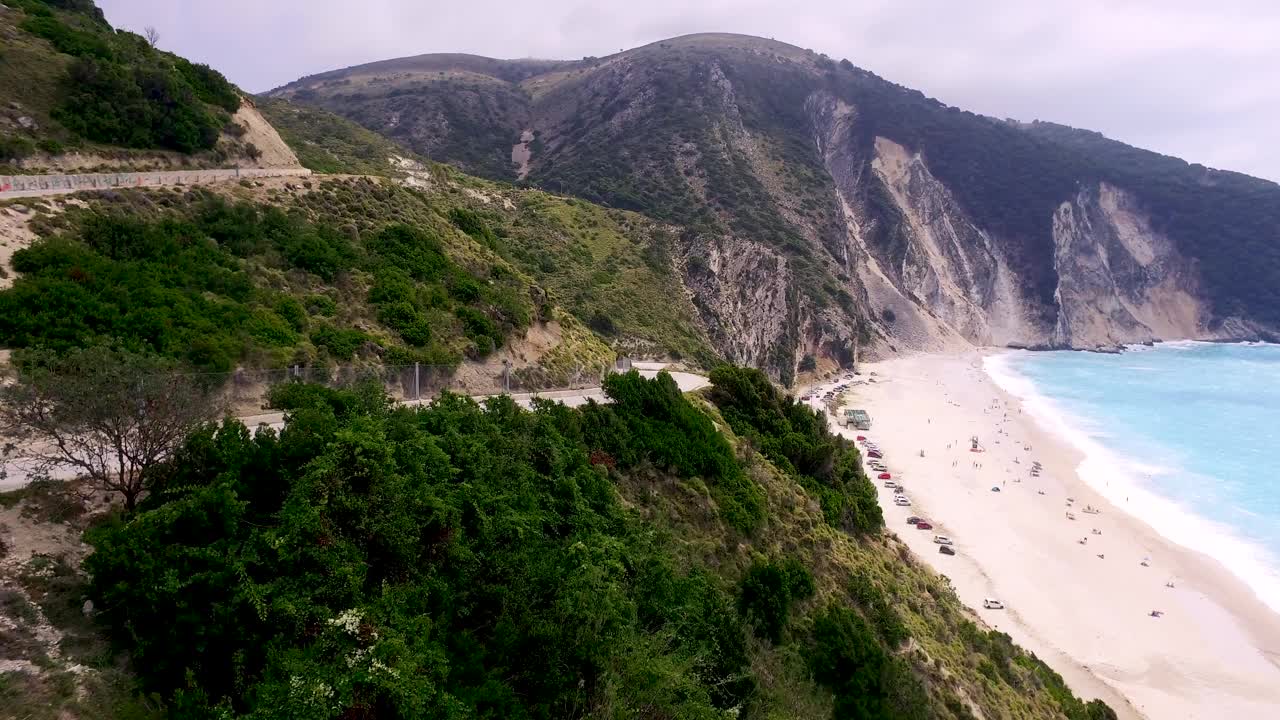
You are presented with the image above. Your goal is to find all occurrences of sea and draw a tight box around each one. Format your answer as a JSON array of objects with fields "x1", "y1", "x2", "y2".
[{"x1": 984, "y1": 342, "x2": 1280, "y2": 615}]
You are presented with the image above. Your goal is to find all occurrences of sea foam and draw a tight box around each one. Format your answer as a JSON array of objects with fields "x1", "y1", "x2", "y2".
[{"x1": 984, "y1": 349, "x2": 1280, "y2": 615}]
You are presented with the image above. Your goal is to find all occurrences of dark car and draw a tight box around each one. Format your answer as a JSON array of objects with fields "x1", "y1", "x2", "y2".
[
  {"x1": 939, "y1": 545, "x2": 956, "y2": 556},
  {"x1": 906, "y1": 516, "x2": 922, "y2": 525},
  {"x1": 915, "y1": 521, "x2": 933, "y2": 530}
]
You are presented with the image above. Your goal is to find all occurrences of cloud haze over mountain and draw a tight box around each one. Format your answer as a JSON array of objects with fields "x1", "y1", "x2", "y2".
[{"x1": 98, "y1": 0, "x2": 1280, "y2": 181}]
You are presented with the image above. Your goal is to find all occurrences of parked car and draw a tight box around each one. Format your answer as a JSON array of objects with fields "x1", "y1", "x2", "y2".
[
  {"x1": 933, "y1": 535, "x2": 952, "y2": 545},
  {"x1": 877, "y1": 472, "x2": 892, "y2": 480},
  {"x1": 983, "y1": 598, "x2": 1004, "y2": 609},
  {"x1": 915, "y1": 521, "x2": 933, "y2": 530},
  {"x1": 882, "y1": 480, "x2": 897, "y2": 488},
  {"x1": 991, "y1": 486, "x2": 1001, "y2": 492},
  {"x1": 893, "y1": 487, "x2": 905, "y2": 495},
  {"x1": 894, "y1": 497, "x2": 911, "y2": 507},
  {"x1": 906, "y1": 516, "x2": 922, "y2": 525},
  {"x1": 939, "y1": 545, "x2": 956, "y2": 556}
]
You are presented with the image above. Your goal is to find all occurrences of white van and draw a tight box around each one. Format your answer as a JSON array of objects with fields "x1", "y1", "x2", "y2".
[
  {"x1": 983, "y1": 598, "x2": 1004, "y2": 609},
  {"x1": 933, "y1": 535, "x2": 952, "y2": 546},
  {"x1": 893, "y1": 496, "x2": 911, "y2": 507}
]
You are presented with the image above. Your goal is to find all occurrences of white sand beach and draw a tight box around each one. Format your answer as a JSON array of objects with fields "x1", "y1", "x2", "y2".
[{"x1": 812, "y1": 352, "x2": 1280, "y2": 720}]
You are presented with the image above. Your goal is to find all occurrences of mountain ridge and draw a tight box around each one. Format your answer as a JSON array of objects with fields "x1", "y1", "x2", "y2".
[{"x1": 267, "y1": 33, "x2": 1280, "y2": 377}]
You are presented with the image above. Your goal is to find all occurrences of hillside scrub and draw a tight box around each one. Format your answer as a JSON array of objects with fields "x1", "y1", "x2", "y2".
[
  {"x1": 255, "y1": 96, "x2": 427, "y2": 177},
  {"x1": 708, "y1": 365, "x2": 882, "y2": 532},
  {"x1": 246, "y1": 97, "x2": 718, "y2": 365},
  {"x1": 6, "y1": 0, "x2": 238, "y2": 153},
  {"x1": 0, "y1": 191, "x2": 535, "y2": 371},
  {"x1": 81, "y1": 371, "x2": 1115, "y2": 719}
]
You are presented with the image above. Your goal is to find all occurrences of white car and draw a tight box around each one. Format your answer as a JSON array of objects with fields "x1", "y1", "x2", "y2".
[
  {"x1": 882, "y1": 480, "x2": 897, "y2": 488},
  {"x1": 983, "y1": 598, "x2": 1004, "y2": 609},
  {"x1": 894, "y1": 497, "x2": 911, "y2": 506},
  {"x1": 933, "y1": 535, "x2": 952, "y2": 546}
]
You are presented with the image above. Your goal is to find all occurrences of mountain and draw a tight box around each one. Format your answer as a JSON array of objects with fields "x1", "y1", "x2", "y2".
[
  {"x1": 0, "y1": 6, "x2": 1124, "y2": 718},
  {"x1": 271, "y1": 32, "x2": 1280, "y2": 378}
]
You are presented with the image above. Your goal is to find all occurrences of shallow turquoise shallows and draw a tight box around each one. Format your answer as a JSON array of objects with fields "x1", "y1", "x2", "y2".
[{"x1": 985, "y1": 342, "x2": 1280, "y2": 613}]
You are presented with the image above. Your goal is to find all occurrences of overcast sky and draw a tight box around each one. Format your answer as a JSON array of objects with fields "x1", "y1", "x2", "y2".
[{"x1": 97, "y1": 0, "x2": 1279, "y2": 182}]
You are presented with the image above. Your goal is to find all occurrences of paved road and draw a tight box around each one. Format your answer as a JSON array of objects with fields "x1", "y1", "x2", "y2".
[
  {"x1": 0, "y1": 369, "x2": 709, "y2": 491},
  {"x1": 0, "y1": 167, "x2": 312, "y2": 200}
]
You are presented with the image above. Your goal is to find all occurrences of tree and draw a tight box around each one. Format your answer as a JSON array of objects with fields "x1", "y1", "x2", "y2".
[
  {"x1": 144, "y1": 25, "x2": 159, "y2": 47},
  {"x1": 0, "y1": 345, "x2": 221, "y2": 510}
]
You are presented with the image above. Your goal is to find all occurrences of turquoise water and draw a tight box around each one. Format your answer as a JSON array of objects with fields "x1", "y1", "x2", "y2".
[{"x1": 985, "y1": 342, "x2": 1280, "y2": 613}]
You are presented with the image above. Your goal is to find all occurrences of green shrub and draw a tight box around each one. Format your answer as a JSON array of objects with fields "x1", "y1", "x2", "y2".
[
  {"x1": 808, "y1": 605, "x2": 893, "y2": 719},
  {"x1": 309, "y1": 324, "x2": 369, "y2": 359},
  {"x1": 247, "y1": 308, "x2": 298, "y2": 347},
  {"x1": 305, "y1": 294, "x2": 337, "y2": 317},
  {"x1": 586, "y1": 370, "x2": 764, "y2": 533},
  {"x1": 274, "y1": 296, "x2": 307, "y2": 332},
  {"x1": 455, "y1": 306, "x2": 500, "y2": 354},
  {"x1": 379, "y1": 301, "x2": 432, "y2": 346},
  {"x1": 54, "y1": 57, "x2": 222, "y2": 153},
  {"x1": 737, "y1": 556, "x2": 815, "y2": 643},
  {"x1": 83, "y1": 383, "x2": 758, "y2": 717},
  {"x1": 448, "y1": 207, "x2": 496, "y2": 245},
  {"x1": 587, "y1": 312, "x2": 617, "y2": 336},
  {"x1": 277, "y1": 223, "x2": 353, "y2": 280},
  {"x1": 21, "y1": 14, "x2": 113, "y2": 59},
  {"x1": 708, "y1": 365, "x2": 882, "y2": 532},
  {"x1": 368, "y1": 224, "x2": 447, "y2": 280},
  {"x1": 0, "y1": 136, "x2": 36, "y2": 163},
  {"x1": 173, "y1": 57, "x2": 239, "y2": 112}
]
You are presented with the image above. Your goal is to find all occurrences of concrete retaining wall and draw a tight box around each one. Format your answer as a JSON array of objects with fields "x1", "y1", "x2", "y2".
[{"x1": 0, "y1": 167, "x2": 313, "y2": 199}]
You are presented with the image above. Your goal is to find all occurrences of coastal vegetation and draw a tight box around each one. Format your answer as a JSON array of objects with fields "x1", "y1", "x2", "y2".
[{"x1": 57, "y1": 368, "x2": 1112, "y2": 718}]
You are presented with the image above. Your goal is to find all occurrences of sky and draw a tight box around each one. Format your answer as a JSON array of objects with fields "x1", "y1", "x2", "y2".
[{"x1": 97, "y1": 0, "x2": 1280, "y2": 182}]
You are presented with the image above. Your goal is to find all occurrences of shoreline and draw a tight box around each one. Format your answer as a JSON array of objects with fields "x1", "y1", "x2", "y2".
[
  {"x1": 984, "y1": 350, "x2": 1280, "y2": 618},
  {"x1": 810, "y1": 351, "x2": 1280, "y2": 719}
]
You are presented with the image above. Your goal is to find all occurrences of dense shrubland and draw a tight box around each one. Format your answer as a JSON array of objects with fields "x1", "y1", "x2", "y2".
[
  {"x1": 74, "y1": 368, "x2": 1113, "y2": 719},
  {"x1": 0, "y1": 190, "x2": 535, "y2": 371},
  {"x1": 2, "y1": 0, "x2": 240, "y2": 154}
]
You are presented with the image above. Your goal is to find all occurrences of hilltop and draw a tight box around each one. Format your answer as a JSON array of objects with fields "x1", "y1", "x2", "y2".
[{"x1": 0, "y1": 0, "x2": 294, "y2": 173}]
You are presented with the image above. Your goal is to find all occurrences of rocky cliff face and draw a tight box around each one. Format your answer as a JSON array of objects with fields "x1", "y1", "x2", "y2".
[
  {"x1": 827, "y1": 129, "x2": 1222, "y2": 353},
  {"x1": 272, "y1": 33, "x2": 1280, "y2": 377}
]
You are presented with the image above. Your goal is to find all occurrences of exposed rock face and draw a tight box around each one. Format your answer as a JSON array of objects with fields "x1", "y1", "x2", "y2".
[
  {"x1": 274, "y1": 34, "x2": 1280, "y2": 376},
  {"x1": 1050, "y1": 183, "x2": 1207, "y2": 348},
  {"x1": 680, "y1": 235, "x2": 797, "y2": 378},
  {"x1": 230, "y1": 101, "x2": 302, "y2": 168}
]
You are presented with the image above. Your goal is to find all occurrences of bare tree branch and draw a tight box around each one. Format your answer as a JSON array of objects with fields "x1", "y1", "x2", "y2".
[
  {"x1": 0, "y1": 345, "x2": 222, "y2": 510},
  {"x1": 144, "y1": 25, "x2": 159, "y2": 47}
]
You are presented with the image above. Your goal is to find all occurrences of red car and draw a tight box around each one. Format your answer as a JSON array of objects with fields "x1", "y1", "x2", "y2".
[
  {"x1": 915, "y1": 522, "x2": 933, "y2": 530},
  {"x1": 867, "y1": 451, "x2": 883, "y2": 459},
  {"x1": 877, "y1": 472, "x2": 891, "y2": 480},
  {"x1": 856, "y1": 435, "x2": 867, "y2": 441}
]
